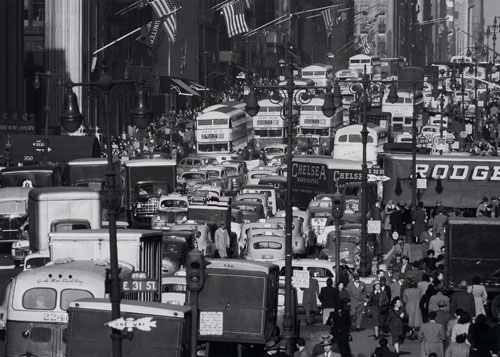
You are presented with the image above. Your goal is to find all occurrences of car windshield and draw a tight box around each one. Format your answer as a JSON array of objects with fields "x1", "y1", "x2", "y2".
[
  {"x1": 265, "y1": 148, "x2": 284, "y2": 154},
  {"x1": 136, "y1": 183, "x2": 170, "y2": 195},
  {"x1": 160, "y1": 200, "x2": 188, "y2": 208},
  {"x1": 207, "y1": 170, "x2": 221, "y2": 178},
  {"x1": 183, "y1": 173, "x2": 206, "y2": 180},
  {"x1": 224, "y1": 167, "x2": 237, "y2": 174}
]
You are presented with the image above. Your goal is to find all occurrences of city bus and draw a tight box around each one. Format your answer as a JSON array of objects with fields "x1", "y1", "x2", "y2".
[
  {"x1": 196, "y1": 106, "x2": 248, "y2": 154},
  {"x1": 1, "y1": 260, "x2": 133, "y2": 357},
  {"x1": 380, "y1": 57, "x2": 405, "y2": 79},
  {"x1": 381, "y1": 90, "x2": 423, "y2": 137},
  {"x1": 298, "y1": 96, "x2": 343, "y2": 153},
  {"x1": 253, "y1": 99, "x2": 285, "y2": 150},
  {"x1": 300, "y1": 63, "x2": 333, "y2": 87},
  {"x1": 332, "y1": 123, "x2": 388, "y2": 164},
  {"x1": 348, "y1": 54, "x2": 382, "y2": 80}
]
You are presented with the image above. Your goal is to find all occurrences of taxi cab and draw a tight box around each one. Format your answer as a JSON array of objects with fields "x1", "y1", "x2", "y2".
[
  {"x1": 151, "y1": 193, "x2": 189, "y2": 231},
  {"x1": 176, "y1": 155, "x2": 218, "y2": 176},
  {"x1": 221, "y1": 161, "x2": 247, "y2": 193},
  {"x1": 235, "y1": 192, "x2": 272, "y2": 218},
  {"x1": 243, "y1": 234, "x2": 285, "y2": 262},
  {"x1": 205, "y1": 165, "x2": 233, "y2": 195},
  {"x1": 231, "y1": 200, "x2": 266, "y2": 224},
  {"x1": 237, "y1": 222, "x2": 280, "y2": 254},
  {"x1": 177, "y1": 169, "x2": 208, "y2": 193},
  {"x1": 266, "y1": 216, "x2": 306, "y2": 257},
  {"x1": 264, "y1": 144, "x2": 288, "y2": 161},
  {"x1": 246, "y1": 167, "x2": 278, "y2": 186},
  {"x1": 308, "y1": 197, "x2": 334, "y2": 238}
]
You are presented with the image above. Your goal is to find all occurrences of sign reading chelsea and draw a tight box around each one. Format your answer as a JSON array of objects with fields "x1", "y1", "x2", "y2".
[{"x1": 291, "y1": 162, "x2": 328, "y2": 186}]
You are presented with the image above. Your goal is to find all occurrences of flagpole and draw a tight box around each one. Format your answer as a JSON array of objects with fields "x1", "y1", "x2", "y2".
[
  {"x1": 291, "y1": 4, "x2": 339, "y2": 17},
  {"x1": 207, "y1": 0, "x2": 232, "y2": 12},
  {"x1": 114, "y1": 0, "x2": 143, "y2": 16},
  {"x1": 244, "y1": 14, "x2": 289, "y2": 37},
  {"x1": 93, "y1": 7, "x2": 181, "y2": 55}
]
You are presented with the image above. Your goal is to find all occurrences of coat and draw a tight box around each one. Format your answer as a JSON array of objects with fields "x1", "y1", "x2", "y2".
[
  {"x1": 214, "y1": 228, "x2": 229, "y2": 258},
  {"x1": 302, "y1": 278, "x2": 319, "y2": 312},
  {"x1": 432, "y1": 213, "x2": 448, "y2": 237},
  {"x1": 412, "y1": 208, "x2": 427, "y2": 237},
  {"x1": 444, "y1": 343, "x2": 470, "y2": 357},
  {"x1": 319, "y1": 286, "x2": 340, "y2": 309},
  {"x1": 403, "y1": 287, "x2": 423, "y2": 328},
  {"x1": 419, "y1": 321, "x2": 445, "y2": 357},
  {"x1": 346, "y1": 281, "x2": 366, "y2": 308},
  {"x1": 388, "y1": 306, "x2": 408, "y2": 337},
  {"x1": 449, "y1": 290, "x2": 476, "y2": 319}
]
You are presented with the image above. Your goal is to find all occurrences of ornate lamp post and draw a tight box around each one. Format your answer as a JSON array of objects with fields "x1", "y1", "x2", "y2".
[
  {"x1": 33, "y1": 71, "x2": 61, "y2": 163},
  {"x1": 60, "y1": 64, "x2": 153, "y2": 357},
  {"x1": 245, "y1": 63, "x2": 337, "y2": 356},
  {"x1": 493, "y1": 17, "x2": 498, "y2": 63}
]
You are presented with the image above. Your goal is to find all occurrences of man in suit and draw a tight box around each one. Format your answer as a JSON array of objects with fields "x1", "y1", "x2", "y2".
[
  {"x1": 263, "y1": 338, "x2": 288, "y2": 356},
  {"x1": 319, "y1": 278, "x2": 340, "y2": 324},
  {"x1": 418, "y1": 311, "x2": 445, "y2": 357},
  {"x1": 295, "y1": 337, "x2": 310, "y2": 357},
  {"x1": 449, "y1": 280, "x2": 476, "y2": 318},
  {"x1": 346, "y1": 272, "x2": 367, "y2": 331}
]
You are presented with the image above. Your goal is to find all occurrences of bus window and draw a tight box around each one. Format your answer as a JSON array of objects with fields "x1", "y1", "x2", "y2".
[
  {"x1": 23, "y1": 288, "x2": 57, "y2": 310},
  {"x1": 60, "y1": 289, "x2": 94, "y2": 310},
  {"x1": 307, "y1": 267, "x2": 333, "y2": 278},
  {"x1": 338, "y1": 135, "x2": 347, "y2": 142}
]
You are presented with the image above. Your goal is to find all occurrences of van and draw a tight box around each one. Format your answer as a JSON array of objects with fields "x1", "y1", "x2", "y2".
[
  {"x1": 275, "y1": 259, "x2": 336, "y2": 306},
  {"x1": 242, "y1": 185, "x2": 280, "y2": 215}
]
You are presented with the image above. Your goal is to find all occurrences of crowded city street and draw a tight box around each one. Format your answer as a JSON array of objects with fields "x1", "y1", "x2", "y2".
[{"x1": 1, "y1": 0, "x2": 500, "y2": 356}]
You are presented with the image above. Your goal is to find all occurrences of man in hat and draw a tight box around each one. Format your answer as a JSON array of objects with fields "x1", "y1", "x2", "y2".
[
  {"x1": 434, "y1": 300, "x2": 452, "y2": 344},
  {"x1": 311, "y1": 332, "x2": 334, "y2": 357},
  {"x1": 346, "y1": 272, "x2": 367, "y2": 332},
  {"x1": 418, "y1": 311, "x2": 445, "y2": 357},
  {"x1": 263, "y1": 338, "x2": 288, "y2": 356},
  {"x1": 449, "y1": 280, "x2": 475, "y2": 318},
  {"x1": 317, "y1": 338, "x2": 339, "y2": 357},
  {"x1": 428, "y1": 284, "x2": 449, "y2": 312}
]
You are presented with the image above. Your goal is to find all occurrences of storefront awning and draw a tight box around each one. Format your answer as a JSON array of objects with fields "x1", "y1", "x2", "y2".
[
  {"x1": 188, "y1": 80, "x2": 209, "y2": 91},
  {"x1": 171, "y1": 78, "x2": 200, "y2": 96}
]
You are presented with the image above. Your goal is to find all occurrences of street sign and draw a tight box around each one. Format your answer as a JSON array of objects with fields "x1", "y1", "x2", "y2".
[
  {"x1": 369, "y1": 166, "x2": 385, "y2": 175},
  {"x1": 200, "y1": 312, "x2": 223, "y2": 335},
  {"x1": 417, "y1": 178, "x2": 427, "y2": 189},
  {"x1": 121, "y1": 271, "x2": 157, "y2": 292},
  {"x1": 367, "y1": 174, "x2": 390, "y2": 182},
  {"x1": 106, "y1": 317, "x2": 157, "y2": 332},
  {"x1": 459, "y1": 131, "x2": 468, "y2": 139},
  {"x1": 367, "y1": 220, "x2": 381, "y2": 234},
  {"x1": 292, "y1": 270, "x2": 310, "y2": 289}
]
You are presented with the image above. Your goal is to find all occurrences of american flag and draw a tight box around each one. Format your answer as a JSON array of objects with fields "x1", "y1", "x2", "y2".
[
  {"x1": 361, "y1": 36, "x2": 371, "y2": 54},
  {"x1": 150, "y1": 0, "x2": 177, "y2": 43},
  {"x1": 321, "y1": 8, "x2": 335, "y2": 34},
  {"x1": 222, "y1": 0, "x2": 250, "y2": 38}
]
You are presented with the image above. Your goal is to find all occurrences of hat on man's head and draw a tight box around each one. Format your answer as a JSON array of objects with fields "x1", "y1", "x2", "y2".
[
  {"x1": 459, "y1": 280, "x2": 468, "y2": 289},
  {"x1": 264, "y1": 339, "x2": 281, "y2": 350},
  {"x1": 320, "y1": 339, "x2": 332, "y2": 346},
  {"x1": 320, "y1": 332, "x2": 333, "y2": 341},
  {"x1": 372, "y1": 279, "x2": 380, "y2": 286},
  {"x1": 352, "y1": 272, "x2": 360, "y2": 279}
]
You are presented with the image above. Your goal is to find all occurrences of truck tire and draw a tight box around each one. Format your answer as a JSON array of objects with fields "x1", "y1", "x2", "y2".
[{"x1": 491, "y1": 295, "x2": 500, "y2": 320}]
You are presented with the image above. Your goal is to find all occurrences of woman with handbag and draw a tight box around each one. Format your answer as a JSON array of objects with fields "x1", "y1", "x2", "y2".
[
  {"x1": 388, "y1": 297, "x2": 409, "y2": 355},
  {"x1": 369, "y1": 280, "x2": 390, "y2": 340}
]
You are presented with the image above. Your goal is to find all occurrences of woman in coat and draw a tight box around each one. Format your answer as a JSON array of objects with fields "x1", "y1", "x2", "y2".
[
  {"x1": 403, "y1": 278, "x2": 423, "y2": 339},
  {"x1": 467, "y1": 276, "x2": 487, "y2": 318},
  {"x1": 369, "y1": 280, "x2": 390, "y2": 340},
  {"x1": 337, "y1": 281, "x2": 351, "y2": 312},
  {"x1": 445, "y1": 333, "x2": 470, "y2": 357},
  {"x1": 302, "y1": 274, "x2": 319, "y2": 325},
  {"x1": 388, "y1": 297, "x2": 409, "y2": 355},
  {"x1": 420, "y1": 284, "x2": 437, "y2": 323},
  {"x1": 468, "y1": 314, "x2": 492, "y2": 357}
]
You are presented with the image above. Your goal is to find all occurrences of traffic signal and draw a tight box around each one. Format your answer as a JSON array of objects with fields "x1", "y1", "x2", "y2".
[
  {"x1": 4, "y1": 141, "x2": 12, "y2": 162},
  {"x1": 332, "y1": 191, "x2": 344, "y2": 219},
  {"x1": 186, "y1": 250, "x2": 208, "y2": 291}
]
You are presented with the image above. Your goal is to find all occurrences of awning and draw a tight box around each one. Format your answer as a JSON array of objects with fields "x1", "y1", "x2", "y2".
[
  {"x1": 171, "y1": 78, "x2": 200, "y2": 96},
  {"x1": 188, "y1": 80, "x2": 209, "y2": 91}
]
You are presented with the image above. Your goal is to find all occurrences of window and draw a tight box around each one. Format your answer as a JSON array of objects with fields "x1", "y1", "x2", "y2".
[
  {"x1": 360, "y1": 5, "x2": 368, "y2": 15},
  {"x1": 253, "y1": 241, "x2": 283, "y2": 249},
  {"x1": 338, "y1": 134, "x2": 347, "y2": 142},
  {"x1": 348, "y1": 134, "x2": 362, "y2": 143},
  {"x1": 378, "y1": 5, "x2": 386, "y2": 14},
  {"x1": 60, "y1": 289, "x2": 94, "y2": 310},
  {"x1": 307, "y1": 267, "x2": 334, "y2": 278},
  {"x1": 23, "y1": 288, "x2": 57, "y2": 310},
  {"x1": 279, "y1": 266, "x2": 303, "y2": 276}
]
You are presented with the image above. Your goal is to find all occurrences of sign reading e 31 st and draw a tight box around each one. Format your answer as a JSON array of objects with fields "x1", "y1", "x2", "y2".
[{"x1": 121, "y1": 271, "x2": 157, "y2": 292}]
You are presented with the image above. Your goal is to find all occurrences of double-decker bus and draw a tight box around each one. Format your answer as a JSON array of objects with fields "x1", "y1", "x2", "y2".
[
  {"x1": 253, "y1": 99, "x2": 286, "y2": 150},
  {"x1": 348, "y1": 54, "x2": 382, "y2": 80},
  {"x1": 196, "y1": 106, "x2": 248, "y2": 154},
  {"x1": 381, "y1": 90, "x2": 423, "y2": 137},
  {"x1": 332, "y1": 123, "x2": 388, "y2": 164},
  {"x1": 297, "y1": 97, "x2": 343, "y2": 153},
  {"x1": 300, "y1": 63, "x2": 333, "y2": 87}
]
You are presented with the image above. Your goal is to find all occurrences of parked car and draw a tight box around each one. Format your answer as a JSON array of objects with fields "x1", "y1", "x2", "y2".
[
  {"x1": 266, "y1": 216, "x2": 306, "y2": 257},
  {"x1": 232, "y1": 200, "x2": 266, "y2": 224}
]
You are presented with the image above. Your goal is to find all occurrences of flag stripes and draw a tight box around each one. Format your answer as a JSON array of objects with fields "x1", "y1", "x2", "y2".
[
  {"x1": 222, "y1": 0, "x2": 250, "y2": 38},
  {"x1": 150, "y1": 0, "x2": 177, "y2": 43},
  {"x1": 321, "y1": 8, "x2": 335, "y2": 33}
]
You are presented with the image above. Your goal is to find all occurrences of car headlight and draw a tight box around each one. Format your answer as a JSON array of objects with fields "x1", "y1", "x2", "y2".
[
  {"x1": 155, "y1": 216, "x2": 162, "y2": 221},
  {"x1": 232, "y1": 178, "x2": 237, "y2": 183},
  {"x1": 136, "y1": 203, "x2": 142, "y2": 209}
]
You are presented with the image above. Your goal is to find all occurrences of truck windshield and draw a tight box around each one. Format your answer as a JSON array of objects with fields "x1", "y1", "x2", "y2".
[
  {"x1": 0, "y1": 200, "x2": 27, "y2": 214},
  {"x1": 199, "y1": 275, "x2": 264, "y2": 308}
]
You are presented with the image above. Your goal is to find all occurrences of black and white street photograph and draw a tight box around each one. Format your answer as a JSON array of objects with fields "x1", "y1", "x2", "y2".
[{"x1": 1, "y1": 0, "x2": 500, "y2": 356}]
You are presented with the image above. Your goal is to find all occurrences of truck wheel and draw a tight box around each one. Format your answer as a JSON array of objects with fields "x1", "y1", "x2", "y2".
[{"x1": 491, "y1": 295, "x2": 500, "y2": 320}]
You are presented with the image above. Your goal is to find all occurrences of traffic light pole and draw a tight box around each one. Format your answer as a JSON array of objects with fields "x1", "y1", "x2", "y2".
[
  {"x1": 190, "y1": 291, "x2": 199, "y2": 357},
  {"x1": 186, "y1": 249, "x2": 207, "y2": 356}
]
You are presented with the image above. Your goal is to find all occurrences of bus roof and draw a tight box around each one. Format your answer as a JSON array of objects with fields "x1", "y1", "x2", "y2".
[
  {"x1": 67, "y1": 158, "x2": 120, "y2": 166},
  {"x1": 0, "y1": 186, "x2": 32, "y2": 201},
  {"x1": 29, "y1": 187, "x2": 100, "y2": 201},
  {"x1": 335, "y1": 123, "x2": 387, "y2": 137},
  {"x1": 206, "y1": 258, "x2": 278, "y2": 273},
  {"x1": 196, "y1": 107, "x2": 245, "y2": 119},
  {"x1": 302, "y1": 64, "x2": 332, "y2": 72},
  {"x1": 69, "y1": 297, "x2": 191, "y2": 318},
  {"x1": 124, "y1": 159, "x2": 177, "y2": 167},
  {"x1": 292, "y1": 156, "x2": 367, "y2": 170},
  {"x1": 349, "y1": 54, "x2": 380, "y2": 61},
  {"x1": 1, "y1": 165, "x2": 61, "y2": 174},
  {"x1": 49, "y1": 229, "x2": 163, "y2": 241}
]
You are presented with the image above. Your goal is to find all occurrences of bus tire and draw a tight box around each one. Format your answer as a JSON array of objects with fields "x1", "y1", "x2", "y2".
[{"x1": 491, "y1": 295, "x2": 500, "y2": 320}]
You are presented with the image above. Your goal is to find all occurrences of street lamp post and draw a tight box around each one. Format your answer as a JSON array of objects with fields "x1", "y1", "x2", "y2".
[
  {"x1": 245, "y1": 63, "x2": 336, "y2": 356},
  {"x1": 33, "y1": 71, "x2": 61, "y2": 164},
  {"x1": 493, "y1": 17, "x2": 498, "y2": 63},
  {"x1": 467, "y1": 4, "x2": 475, "y2": 51},
  {"x1": 59, "y1": 64, "x2": 153, "y2": 357}
]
